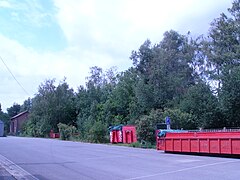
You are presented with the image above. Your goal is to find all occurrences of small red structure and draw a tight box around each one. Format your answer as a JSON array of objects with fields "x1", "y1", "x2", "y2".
[
  {"x1": 49, "y1": 130, "x2": 60, "y2": 138},
  {"x1": 110, "y1": 129, "x2": 122, "y2": 143},
  {"x1": 122, "y1": 126, "x2": 137, "y2": 144},
  {"x1": 157, "y1": 130, "x2": 240, "y2": 155},
  {"x1": 110, "y1": 125, "x2": 137, "y2": 144}
]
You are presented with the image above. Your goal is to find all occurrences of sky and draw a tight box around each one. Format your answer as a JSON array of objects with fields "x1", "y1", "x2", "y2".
[{"x1": 0, "y1": 0, "x2": 232, "y2": 112}]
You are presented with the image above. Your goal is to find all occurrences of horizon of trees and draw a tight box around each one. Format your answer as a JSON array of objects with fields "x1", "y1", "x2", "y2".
[{"x1": 1, "y1": 1, "x2": 240, "y2": 143}]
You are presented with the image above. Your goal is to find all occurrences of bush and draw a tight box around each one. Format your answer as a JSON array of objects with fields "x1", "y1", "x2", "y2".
[
  {"x1": 57, "y1": 123, "x2": 76, "y2": 140},
  {"x1": 88, "y1": 121, "x2": 107, "y2": 143},
  {"x1": 136, "y1": 115, "x2": 155, "y2": 144},
  {"x1": 128, "y1": 141, "x2": 142, "y2": 148}
]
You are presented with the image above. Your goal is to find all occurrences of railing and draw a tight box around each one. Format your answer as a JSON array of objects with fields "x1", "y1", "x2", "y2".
[{"x1": 188, "y1": 128, "x2": 240, "y2": 132}]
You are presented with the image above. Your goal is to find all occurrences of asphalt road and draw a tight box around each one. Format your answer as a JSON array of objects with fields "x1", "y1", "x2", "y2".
[{"x1": 0, "y1": 136, "x2": 240, "y2": 180}]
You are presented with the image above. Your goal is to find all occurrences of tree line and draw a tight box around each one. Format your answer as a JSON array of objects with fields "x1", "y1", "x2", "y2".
[{"x1": 1, "y1": 1, "x2": 240, "y2": 143}]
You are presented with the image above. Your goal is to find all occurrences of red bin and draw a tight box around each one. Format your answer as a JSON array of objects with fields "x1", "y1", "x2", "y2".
[{"x1": 109, "y1": 125, "x2": 137, "y2": 144}]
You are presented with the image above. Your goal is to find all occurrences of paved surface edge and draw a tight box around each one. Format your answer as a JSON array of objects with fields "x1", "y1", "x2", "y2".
[{"x1": 0, "y1": 154, "x2": 38, "y2": 180}]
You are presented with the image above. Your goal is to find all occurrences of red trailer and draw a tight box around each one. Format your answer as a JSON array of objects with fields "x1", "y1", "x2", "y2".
[
  {"x1": 157, "y1": 129, "x2": 240, "y2": 155},
  {"x1": 110, "y1": 125, "x2": 137, "y2": 144}
]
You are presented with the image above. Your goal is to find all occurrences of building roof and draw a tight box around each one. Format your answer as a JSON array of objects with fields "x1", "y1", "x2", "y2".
[{"x1": 10, "y1": 111, "x2": 29, "y2": 120}]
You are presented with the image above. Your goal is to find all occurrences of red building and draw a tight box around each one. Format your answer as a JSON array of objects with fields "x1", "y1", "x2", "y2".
[{"x1": 10, "y1": 111, "x2": 29, "y2": 135}]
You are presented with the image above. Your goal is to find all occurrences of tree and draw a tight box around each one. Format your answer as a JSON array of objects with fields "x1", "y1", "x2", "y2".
[
  {"x1": 136, "y1": 115, "x2": 155, "y2": 144},
  {"x1": 104, "y1": 68, "x2": 139, "y2": 125},
  {"x1": 0, "y1": 103, "x2": 10, "y2": 135},
  {"x1": 20, "y1": 98, "x2": 32, "y2": 112},
  {"x1": 23, "y1": 79, "x2": 77, "y2": 137},
  {"x1": 7, "y1": 103, "x2": 21, "y2": 118},
  {"x1": 202, "y1": 0, "x2": 240, "y2": 92},
  {"x1": 220, "y1": 66, "x2": 240, "y2": 127},
  {"x1": 180, "y1": 83, "x2": 224, "y2": 128},
  {"x1": 131, "y1": 30, "x2": 195, "y2": 113},
  {"x1": 88, "y1": 121, "x2": 107, "y2": 143}
]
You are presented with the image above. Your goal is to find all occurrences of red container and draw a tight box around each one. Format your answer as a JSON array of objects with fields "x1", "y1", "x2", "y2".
[
  {"x1": 110, "y1": 130, "x2": 123, "y2": 143},
  {"x1": 49, "y1": 130, "x2": 60, "y2": 138},
  {"x1": 122, "y1": 126, "x2": 137, "y2": 144},
  {"x1": 157, "y1": 131, "x2": 240, "y2": 155},
  {"x1": 110, "y1": 125, "x2": 137, "y2": 144}
]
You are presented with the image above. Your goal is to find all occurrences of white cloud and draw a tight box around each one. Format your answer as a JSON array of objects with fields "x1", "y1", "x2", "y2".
[
  {"x1": 53, "y1": 0, "x2": 231, "y2": 55},
  {"x1": 0, "y1": 0, "x2": 233, "y2": 111},
  {"x1": 0, "y1": 0, "x2": 11, "y2": 8},
  {"x1": 0, "y1": 33, "x2": 125, "y2": 111}
]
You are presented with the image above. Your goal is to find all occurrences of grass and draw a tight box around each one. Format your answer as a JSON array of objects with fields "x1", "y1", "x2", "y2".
[{"x1": 109, "y1": 141, "x2": 156, "y2": 149}]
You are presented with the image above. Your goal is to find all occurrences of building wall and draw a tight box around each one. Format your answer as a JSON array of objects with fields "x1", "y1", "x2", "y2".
[
  {"x1": 17, "y1": 113, "x2": 28, "y2": 132},
  {"x1": 10, "y1": 112, "x2": 29, "y2": 135}
]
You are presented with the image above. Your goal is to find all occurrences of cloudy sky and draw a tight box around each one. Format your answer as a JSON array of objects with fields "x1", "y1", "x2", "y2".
[{"x1": 0, "y1": 0, "x2": 232, "y2": 111}]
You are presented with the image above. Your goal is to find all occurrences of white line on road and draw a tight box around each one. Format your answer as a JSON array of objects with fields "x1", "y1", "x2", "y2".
[
  {"x1": 124, "y1": 160, "x2": 240, "y2": 180},
  {"x1": 0, "y1": 154, "x2": 39, "y2": 180}
]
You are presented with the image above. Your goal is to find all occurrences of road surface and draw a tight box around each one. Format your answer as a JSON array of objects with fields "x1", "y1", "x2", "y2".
[{"x1": 0, "y1": 136, "x2": 240, "y2": 180}]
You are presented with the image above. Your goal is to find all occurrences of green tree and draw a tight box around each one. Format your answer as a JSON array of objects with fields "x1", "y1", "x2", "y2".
[
  {"x1": 20, "y1": 98, "x2": 32, "y2": 112},
  {"x1": 202, "y1": 0, "x2": 240, "y2": 92},
  {"x1": 161, "y1": 109, "x2": 196, "y2": 130},
  {"x1": 24, "y1": 79, "x2": 77, "y2": 137},
  {"x1": 220, "y1": 66, "x2": 240, "y2": 127},
  {"x1": 88, "y1": 121, "x2": 107, "y2": 143},
  {"x1": 0, "y1": 103, "x2": 10, "y2": 135},
  {"x1": 180, "y1": 83, "x2": 224, "y2": 128},
  {"x1": 136, "y1": 115, "x2": 155, "y2": 144},
  {"x1": 105, "y1": 68, "x2": 138, "y2": 125},
  {"x1": 7, "y1": 103, "x2": 21, "y2": 118},
  {"x1": 131, "y1": 30, "x2": 195, "y2": 113}
]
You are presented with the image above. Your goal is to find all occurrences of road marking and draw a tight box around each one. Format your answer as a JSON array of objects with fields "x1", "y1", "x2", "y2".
[
  {"x1": 0, "y1": 154, "x2": 38, "y2": 180},
  {"x1": 124, "y1": 160, "x2": 240, "y2": 180},
  {"x1": 176, "y1": 159, "x2": 201, "y2": 163}
]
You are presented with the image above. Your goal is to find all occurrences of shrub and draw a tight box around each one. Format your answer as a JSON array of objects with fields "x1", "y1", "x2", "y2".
[
  {"x1": 57, "y1": 123, "x2": 76, "y2": 140},
  {"x1": 88, "y1": 121, "x2": 107, "y2": 143}
]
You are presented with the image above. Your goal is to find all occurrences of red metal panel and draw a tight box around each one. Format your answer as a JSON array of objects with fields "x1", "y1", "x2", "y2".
[
  {"x1": 199, "y1": 139, "x2": 209, "y2": 153},
  {"x1": 173, "y1": 139, "x2": 181, "y2": 152},
  {"x1": 190, "y1": 139, "x2": 199, "y2": 153},
  {"x1": 110, "y1": 130, "x2": 123, "y2": 143},
  {"x1": 181, "y1": 139, "x2": 190, "y2": 152},
  {"x1": 220, "y1": 139, "x2": 231, "y2": 154},
  {"x1": 122, "y1": 126, "x2": 137, "y2": 144},
  {"x1": 232, "y1": 139, "x2": 240, "y2": 154},
  {"x1": 165, "y1": 139, "x2": 173, "y2": 151},
  {"x1": 209, "y1": 139, "x2": 220, "y2": 154}
]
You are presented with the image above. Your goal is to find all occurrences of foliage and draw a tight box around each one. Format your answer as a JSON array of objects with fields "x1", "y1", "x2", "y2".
[
  {"x1": 88, "y1": 121, "x2": 107, "y2": 143},
  {"x1": 7, "y1": 103, "x2": 21, "y2": 118},
  {"x1": 0, "y1": 104, "x2": 10, "y2": 135},
  {"x1": 57, "y1": 123, "x2": 77, "y2": 140},
  {"x1": 136, "y1": 114, "x2": 156, "y2": 144},
  {"x1": 161, "y1": 109, "x2": 196, "y2": 130},
  {"x1": 23, "y1": 79, "x2": 77, "y2": 137},
  {"x1": 220, "y1": 66, "x2": 240, "y2": 127},
  {"x1": 131, "y1": 31, "x2": 195, "y2": 113},
  {"x1": 179, "y1": 83, "x2": 224, "y2": 128},
  {"x1": 201, "y1": 0, "x2": 240, "y2": 92}
]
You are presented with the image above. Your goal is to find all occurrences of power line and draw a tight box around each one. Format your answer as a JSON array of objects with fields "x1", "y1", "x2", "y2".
[{"x1": 0, "y1": 56, "x2": 30, "y2": 96}]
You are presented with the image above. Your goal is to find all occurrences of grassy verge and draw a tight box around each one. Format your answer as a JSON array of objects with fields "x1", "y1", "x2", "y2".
[{"x1": 109, "y1": 141, "x2": 156, "y2": 149}]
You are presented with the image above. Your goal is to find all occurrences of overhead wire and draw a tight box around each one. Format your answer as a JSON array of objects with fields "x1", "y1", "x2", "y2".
[{"x1": 0, "y1": 55, "x2": 30, "y2": 96}]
